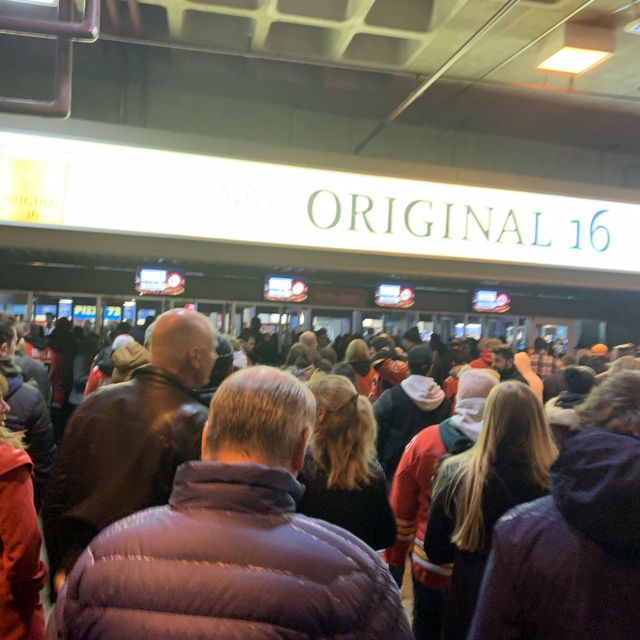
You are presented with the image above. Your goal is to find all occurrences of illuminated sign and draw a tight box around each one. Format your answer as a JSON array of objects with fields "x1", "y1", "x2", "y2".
[
  {"x1": 375, "y1": 283, "x2": 415, "y2": 309},
  {"x1": 1, "y1": 131, "x2": 639, "y2": 274},
  {"x1": 135, "y1": 267, "x2": 185, "y2": 296},
  {"x1": 73, "y1": 305, "x2": 96, "y2": 320},
  {"x1": 104, "y1": 306, "x2": 122, "y2": 322},
  {"x1": 264, "y1": 276, "x2": 308, "y2": 303},
  {"x1": 0, "y1": 154, "x2": 66, "y2": 224},
  {"x1": 472, "y1": 289, "x2": 511, "y2": 314}
]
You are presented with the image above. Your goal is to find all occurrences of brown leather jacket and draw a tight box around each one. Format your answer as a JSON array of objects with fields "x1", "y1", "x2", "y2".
[{"x1": 42, "y1": 366, "x2": 208, "y2": 584}]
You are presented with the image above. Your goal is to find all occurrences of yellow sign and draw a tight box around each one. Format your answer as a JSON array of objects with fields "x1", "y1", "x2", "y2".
[{"x1": 0, "y1": 156, "x2": 67, "y2": 224}]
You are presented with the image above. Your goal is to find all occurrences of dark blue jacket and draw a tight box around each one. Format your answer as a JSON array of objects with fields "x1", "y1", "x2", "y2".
[
  {"x1": 2, "y1": 365, "x2": 56, "y2": 510},
  {"x1": 48, "y1": 461, "x2": 412, "y2": 640},
  {"x1": 470, "y1": 428, "x2": 640, "y2": 640}
]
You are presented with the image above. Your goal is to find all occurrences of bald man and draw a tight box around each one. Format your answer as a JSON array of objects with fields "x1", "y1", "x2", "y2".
[
  {"x1": 42, "y1": 309, "x2": 217, "y2": 595},
  {"x1": 299, "y1": 330, "x2": 318, "y2": 352}
]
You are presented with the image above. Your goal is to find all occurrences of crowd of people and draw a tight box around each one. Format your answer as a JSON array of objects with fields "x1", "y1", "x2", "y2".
[{"x1": 0, "y1": 309, "x2": 638, "y2": 639}]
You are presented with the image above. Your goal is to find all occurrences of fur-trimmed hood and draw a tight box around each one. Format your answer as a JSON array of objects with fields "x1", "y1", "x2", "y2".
[{"x1": 545, "y1": 396, "x2": 580, "y2": 430}]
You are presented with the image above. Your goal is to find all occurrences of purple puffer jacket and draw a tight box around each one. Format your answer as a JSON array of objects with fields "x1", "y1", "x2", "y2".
[{"x1": 47, "y1": 461, "x2": 412, "y2": 640}]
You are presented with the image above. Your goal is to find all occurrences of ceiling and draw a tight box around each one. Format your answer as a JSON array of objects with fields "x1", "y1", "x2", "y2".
[{"x1": 2, "y1": 1, "x2": 640, "y2": 151}]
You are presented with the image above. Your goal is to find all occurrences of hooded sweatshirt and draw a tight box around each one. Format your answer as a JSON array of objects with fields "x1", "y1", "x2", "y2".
[
  {"x1": 375, "y1": 375, "x2": 449, "y2": 480},
  {"x1": 469, "y1": 428, "x2": 640, "y2": 640}
]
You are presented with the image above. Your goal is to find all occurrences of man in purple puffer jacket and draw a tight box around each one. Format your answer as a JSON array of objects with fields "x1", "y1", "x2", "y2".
[{"x1": 47, "y1": 366, "x2": 412, "y2": 640}]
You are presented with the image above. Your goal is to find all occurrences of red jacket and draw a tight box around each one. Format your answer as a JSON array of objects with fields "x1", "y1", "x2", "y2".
[
  {"x1": 374, "y1": 359, "x2": 409, "y2": 397},
  {"x1": 83, "y1": 366, "x2": 111, "y2": 398},
  {"x1": 0, "y1": 444, "x2": 46, "y2": 640},
  {"x1": 383, "y1": 425, "x2": 453, "y2": 590}
]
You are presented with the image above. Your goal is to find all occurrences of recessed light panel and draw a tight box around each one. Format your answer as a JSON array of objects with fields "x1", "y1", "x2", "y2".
[{"x1": 536, "y1": 46, "x2": 611, "y2": 74}]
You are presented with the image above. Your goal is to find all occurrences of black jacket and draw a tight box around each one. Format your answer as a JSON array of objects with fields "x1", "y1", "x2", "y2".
[
  {"x1": 470, "y1": 429, "x2": 640, "y2": 640},
  {"x1": 297, "y1": 454, "x2": 396, "y2": 551},
  {"x1": 425, "y1": 455, "x2": 547, "y2": 640},
  {"x1": 1, "y1": 361, "x2": 56, "y2": 511},
  {"x1": 14, "y1": 354, "x2": 50, "y2": 403},
  {"x1": 374, "y1": 378, "x2": 449, "y2": 480},
  {"x1": 42, "y1": 365, "x2": 209, "y2": 582}
]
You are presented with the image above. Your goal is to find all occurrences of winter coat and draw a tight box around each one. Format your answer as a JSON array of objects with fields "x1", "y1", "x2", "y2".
[
  {"x1": 47, "y1": 331, "x2": 75, "y2": 407},
  {"x1": 470, "y1": 429, "x2": 640, "y2": 640},
  {"x1": 374, "y1": 375, "x2": 449, "y2": 480},
  {"x1": 0, "y1": 433, "x2": 47, "y2": 640},
  {"x1": 82, "y1": 366, "x2": 111, "y2": 398},
  {"x1": 1, "y1": 361, "x2": 56, "y2": 511},
  {"x1": 46, "y1": 462, "x2": 413, "y2": 640},
  {"x1": 384, "y1": 414, "x2": 482, "y2": 590},
  {"x1": 425, "y1": 455, "x2": 548, "y2": 640},
  {"x1": 14, "y1": 354, "x2": 50, "y2": 403},
  {"x1": 110, "y1": 342, "x2": 151, "y2": 383},
  {"x1": 23, "y1": 335, "x2": 54, "y2": 369},
  {"x1": 68, "y1": 354, "x2": 91, "y2": 406},
  {"x1": 350, "y1": 359, "x2": 380, "y2": 401},
  {"x1": 372, "y1": 352, "x2": 409, "y2": 397},
  {"x1": 297, "y1": 454, "x2": 396, "y2": 550},
  {"x1": 42, "y1": 366, "x2": 209, "y2": 584}
]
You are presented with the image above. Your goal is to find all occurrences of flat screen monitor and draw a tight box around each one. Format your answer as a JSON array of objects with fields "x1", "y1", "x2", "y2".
[
  {"x1": 375, "y1": 283, "x2": 415, "y2": 309},
  {"x1": 264, "y1": 276, "x2": 308, "y2": 303},
  {"x1": 135, "y1": 267, "x2": 185, "y2": 296},
  {"x1": 472, "y1": 289, "x2": 511, "y2": 314},
  {"x1": 34, "y1": 304, "x2": 57, "y2": 322}
]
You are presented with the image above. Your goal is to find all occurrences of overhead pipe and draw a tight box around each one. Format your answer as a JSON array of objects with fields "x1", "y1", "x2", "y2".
[
  {"x1": 353, "y1": 0, "x2": 522, "y2": 155},
  {"x1": 0, "y1": 0, "x2": 74, "y2": 117},
  {"x1": 0, "y1": 0, "x2": 100, "y2": 41}
]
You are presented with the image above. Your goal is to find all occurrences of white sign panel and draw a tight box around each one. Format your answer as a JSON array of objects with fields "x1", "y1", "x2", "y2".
[{"x1": 0, "y1": 130, "x2": 638, "y2": 274}]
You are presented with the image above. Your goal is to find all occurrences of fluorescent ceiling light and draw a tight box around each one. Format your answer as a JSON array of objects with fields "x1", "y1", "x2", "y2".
[
  {"x1": 537, "y1": 47, "x2": 611, "y2": 74},
  {"x1": 535, "y1": 23, "x2": 615, "y2": 75}
]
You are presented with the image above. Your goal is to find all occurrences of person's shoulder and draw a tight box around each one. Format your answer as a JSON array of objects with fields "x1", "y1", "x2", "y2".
[
  {"x1": 292, "y1": 511, "x2": 386, "y2": 567},
  {"x1": 0, "y1": 442, "x2": 32, "y2": 476},
  {"x1": 494, "y1": 495, "x2": 558, "y2": 544}
]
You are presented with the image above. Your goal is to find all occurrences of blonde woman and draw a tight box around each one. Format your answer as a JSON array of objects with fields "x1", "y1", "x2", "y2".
[
  {"x1": 344, "y1": 338, "x2": 380, "y2": 401},
  {"x1": 424, "y1": 381, "x2": 557, "y2": 640},
  {"x1": 297, "y1": 375, "x2": 396, "y2": 550}
]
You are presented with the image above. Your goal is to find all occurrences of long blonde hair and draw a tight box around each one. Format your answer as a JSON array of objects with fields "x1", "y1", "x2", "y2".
[
  {"x1": 435, "y1": 381, "x2": 557, "y2": 552},
  {"x1": 345, "y1": 338, "x2": 370, "y2": 362},
  {"x1": 307, "y1": 375, "x2": 377, "y2": 490}
]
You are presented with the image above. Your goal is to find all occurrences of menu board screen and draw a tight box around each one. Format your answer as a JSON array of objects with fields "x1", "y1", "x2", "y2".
[
  {"x1": 375, "y1": 283, "x2": 415, "y2": 309},
  {"x1": 264, "y1": 276, "x2": 308, "y2": 303},
  {"x1": 135, "y1": 267, "x2": 185, "y2": 296},
  {"x1": 472, "y1": 289, "x2": 511, "y2": 314}
]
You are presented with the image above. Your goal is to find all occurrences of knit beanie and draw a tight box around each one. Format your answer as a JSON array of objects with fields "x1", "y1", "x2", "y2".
[{"x1": 457, "y1": 368, "x2": 499, "y2": 401}]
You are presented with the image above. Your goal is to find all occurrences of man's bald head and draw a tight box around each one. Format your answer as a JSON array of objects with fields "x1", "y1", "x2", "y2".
[
  {"x1": 151, "y1": 309, "x2": 217, "y2": 388},
  {"x1": 299, "y1": 331, "x2": 318, "y2": 352}
]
